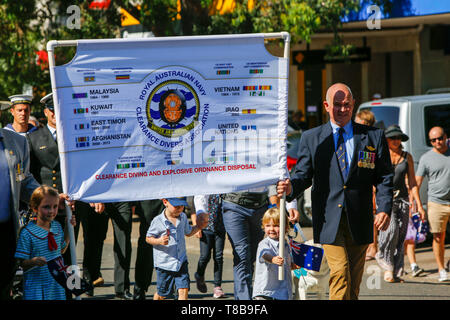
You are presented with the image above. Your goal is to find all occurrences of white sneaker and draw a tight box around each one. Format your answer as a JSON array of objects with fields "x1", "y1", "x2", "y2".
[
  {"x1": 213, "y1": 286, "x2": 225, "y2": 298},
  {"x1": 438, "y1": 269, "x2": 449, "y2": 282}
]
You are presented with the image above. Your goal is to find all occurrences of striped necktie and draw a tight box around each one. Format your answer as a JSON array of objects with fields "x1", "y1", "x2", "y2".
[{"x1": 336, "y1": 127, "x2": 348, "y2": 180}]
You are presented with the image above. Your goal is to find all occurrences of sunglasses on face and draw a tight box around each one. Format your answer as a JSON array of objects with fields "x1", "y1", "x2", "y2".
[{"x1": 430, "y1": 136, "x2": 444, "y2": 143}]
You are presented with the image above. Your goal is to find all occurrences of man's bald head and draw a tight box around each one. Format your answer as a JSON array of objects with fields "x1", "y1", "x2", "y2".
[
  {"x1": 429, "y1": 126, "x2": 445, "y2": 138},
  {"x1": 326, "y1": 83, "x2": 353, "y2": 106},
  {"x1": 324, "y1": 83, "x2": 355, "y2": 127},
  {"x1": 429, "y1": 126, "x2": 448, "y2": 153}
]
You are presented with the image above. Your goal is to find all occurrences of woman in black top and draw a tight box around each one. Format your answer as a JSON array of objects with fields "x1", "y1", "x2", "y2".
[{"x1": 376, "y1": 125, "x2": 426, "y2": 283}]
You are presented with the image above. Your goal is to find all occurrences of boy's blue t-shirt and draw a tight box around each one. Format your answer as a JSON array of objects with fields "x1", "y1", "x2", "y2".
[{"x1": 146, "y1": 209, "x2": 192, "y2": 272}]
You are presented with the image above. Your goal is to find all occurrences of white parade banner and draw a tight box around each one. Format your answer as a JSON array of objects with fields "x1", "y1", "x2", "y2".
[{"x1": 48, "y1": 33, "x2": 290, "y2": 203}]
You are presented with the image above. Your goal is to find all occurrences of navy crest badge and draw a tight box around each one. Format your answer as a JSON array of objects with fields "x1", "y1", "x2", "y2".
[{"x1": 146, "y1": 80, "x2": 200, "y2": 138}]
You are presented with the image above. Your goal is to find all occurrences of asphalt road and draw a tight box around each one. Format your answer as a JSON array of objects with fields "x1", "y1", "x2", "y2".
[{"x1": 75, "y1": 215, "x2": 450, "y2": 300}]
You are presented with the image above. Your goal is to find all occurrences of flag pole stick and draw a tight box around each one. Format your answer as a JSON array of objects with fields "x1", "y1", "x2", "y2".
[
  {"x1": 65, "y1": 203, "x2": 81, "y2": 300},
  {"x1": 278, "y1": 192, "x2": 286, "y2": 280},
  {"x1": 278, "y1": 31, "x2": 290, "y2": 281},
  {"x1": 47, "y1": 40, "x2": 81, "y2": 300}
]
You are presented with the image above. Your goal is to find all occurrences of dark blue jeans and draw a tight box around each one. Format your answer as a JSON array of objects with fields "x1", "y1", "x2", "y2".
[
  {"x1": 222, "y1": 200, "x2": 267, "y2": 300},
  {"x1": 196, "y1": 229, "x2": 225, "y2": 287}
]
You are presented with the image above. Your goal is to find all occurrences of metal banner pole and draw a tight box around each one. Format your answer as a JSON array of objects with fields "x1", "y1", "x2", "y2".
[
  {"x1": 277, "y1": 31, "x2": 290, "y2": 281},
  {"x1": 47, "y1": 40, "x2": 81, "y2": 300},
  {"x1": 278, "y1": 192, "x2": 287, "y2": 280}
]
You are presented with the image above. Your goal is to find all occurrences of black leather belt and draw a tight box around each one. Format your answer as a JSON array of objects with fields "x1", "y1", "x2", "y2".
[{"x1": 221, "y1": 192, "x2": 268, "y2": 209}]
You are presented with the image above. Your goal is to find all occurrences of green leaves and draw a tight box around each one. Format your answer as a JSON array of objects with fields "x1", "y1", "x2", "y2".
[
  {"x1": 0, "y1": 1, "x2": 123, "y2": 111},
  {"x1": 0, "y1": 0, "x2": 392, "y2": 113}
]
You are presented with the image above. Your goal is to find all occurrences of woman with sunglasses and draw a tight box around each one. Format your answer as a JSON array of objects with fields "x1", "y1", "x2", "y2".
[{"x1": 376, "y1": 125, "x2": 426, "y2": 283}]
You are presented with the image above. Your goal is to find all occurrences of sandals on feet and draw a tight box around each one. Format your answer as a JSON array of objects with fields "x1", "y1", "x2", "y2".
[{"x1": 384, "y1": 271, "x2": 395, "y2": 283}]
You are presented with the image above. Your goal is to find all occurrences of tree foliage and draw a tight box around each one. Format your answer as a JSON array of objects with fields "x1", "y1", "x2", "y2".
[
  {"x1": 0, "y1": 0, "x2": 393, "y2": 115},
  {"x1": 0, "y1": 0, "x2": 123, "y2": 112}
]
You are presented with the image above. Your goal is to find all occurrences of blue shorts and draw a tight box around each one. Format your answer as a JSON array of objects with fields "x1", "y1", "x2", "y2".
[{"x1": 156, "y1": 261, "x2": 190, "y2": 298}]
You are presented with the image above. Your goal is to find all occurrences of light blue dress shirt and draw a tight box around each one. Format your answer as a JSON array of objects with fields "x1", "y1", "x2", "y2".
[
  {"x1": 330, "y1": 120, "x2": 354, "y2": 170},
  {"x1": 147, "y1": 209, "x2": 192, "y2": 272}
]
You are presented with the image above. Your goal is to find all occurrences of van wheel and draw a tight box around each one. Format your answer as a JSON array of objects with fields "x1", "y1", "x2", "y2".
[{"x1": 297, "y1": 192, "x2": 313, "y2": 227}]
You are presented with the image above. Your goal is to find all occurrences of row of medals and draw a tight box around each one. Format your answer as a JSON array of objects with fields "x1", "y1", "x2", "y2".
[{"x1": 358, "y1": 160, "x2": 375, "y2": 169}]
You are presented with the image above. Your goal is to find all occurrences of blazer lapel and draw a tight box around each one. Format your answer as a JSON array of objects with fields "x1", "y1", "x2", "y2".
[
  {"x1": 1, "y1": 130, "x2": 20, "y2": 214},
  {"x1": 2, "y1": 131, "x2": 17, "y2": 183},
  {"x1": 44, "y1": 127, "x2": 60, "y2": 168},
  {"x1": 319, "y1": 122, "x2": 333, "y2": 146},
  {"x1": 318, "y1": 123, "x2": 344, "y2": 183}
]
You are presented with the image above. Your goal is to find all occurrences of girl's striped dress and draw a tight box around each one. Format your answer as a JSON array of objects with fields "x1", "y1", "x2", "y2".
[{"x1": 15, "y1": 221, "x2": 66, "y2": 300}]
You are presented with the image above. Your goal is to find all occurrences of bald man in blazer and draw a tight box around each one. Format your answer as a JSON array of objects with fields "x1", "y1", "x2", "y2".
[{"x1": 278, "y1": 83, "x2": 393, "y2": 300}]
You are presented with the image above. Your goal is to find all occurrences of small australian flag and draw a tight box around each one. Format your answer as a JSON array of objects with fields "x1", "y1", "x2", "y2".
[
  {"x1": 47, "y1": 256, "x2": 93, "y2": 296},
  {"x1": 289, "y1": 238, "x2": 324, "y2": 272}
]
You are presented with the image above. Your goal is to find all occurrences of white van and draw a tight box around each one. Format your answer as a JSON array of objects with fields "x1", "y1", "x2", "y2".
[
  {"x1": 358, "y1": 93, "x2": 450, "y2": 167},
  {"x1": 358, "y1": 94, "x2": 450, "y2": 236}
]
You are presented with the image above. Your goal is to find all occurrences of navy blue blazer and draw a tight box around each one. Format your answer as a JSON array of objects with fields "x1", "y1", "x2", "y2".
[{"x1": 287, "y1": 121, "x2": 393, "y2": 245}]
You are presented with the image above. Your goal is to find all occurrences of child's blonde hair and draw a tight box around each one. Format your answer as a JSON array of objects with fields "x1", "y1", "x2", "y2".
[
  {"x1": 261, "y1": 207, "x2": 280, "y2": 229},
  {"x1": 29, "y1": 185, "x2": 59, "y2": 211}
]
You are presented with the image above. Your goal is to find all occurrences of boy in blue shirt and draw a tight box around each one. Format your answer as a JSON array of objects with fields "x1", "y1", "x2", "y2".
[{"x1": 146, "y1": 197, "x2": 207, "y2": 300}]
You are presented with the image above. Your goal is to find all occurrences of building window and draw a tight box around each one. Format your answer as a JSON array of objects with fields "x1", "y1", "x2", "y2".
[
  {"x1": 424, "y1": 105, "x2": 450, "y2": 146},
  {"x1": 359, "y1": 106, "x2": 399, "y2": 129}
]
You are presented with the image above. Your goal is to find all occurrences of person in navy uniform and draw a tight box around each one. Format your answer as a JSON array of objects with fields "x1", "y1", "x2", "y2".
[
  {"x1": 277, "y1": 83, "x2": 393, "y2": 300},
  {"x1": 4, "y1": 94, "x2": 38, "y2": 136},
  {"x1": 0, "y1": 120, "x2": 40, "y2": 299},
  {"x1": 27, "y1": 94, "x2": 61, "y2": 192}
]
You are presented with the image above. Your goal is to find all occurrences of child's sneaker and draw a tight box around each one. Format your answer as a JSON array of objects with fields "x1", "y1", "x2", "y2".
[
  {"x1": 411, "y1": 265, "x2": 424, "y2": 277},
  {"x1": 438, "y1": 269, "x2": 449, "y2": 282},
  {"x1": 213, "y1": 286, "x2": 225, "y2": 298},
  {"x1": 195, "y1": 272, "x2": 207, "y2": 293}
]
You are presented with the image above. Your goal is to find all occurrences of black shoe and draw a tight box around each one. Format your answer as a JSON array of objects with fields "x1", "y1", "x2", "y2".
[
  {"x1": 133, "y1": 286, "x2": 146, "y2": 300},
  {"x1": 82, "y1": 275, "x2": 93, "y2": 296},
  {"x1": 115, "y1": 290, "x2": 133, "y2": 300}
]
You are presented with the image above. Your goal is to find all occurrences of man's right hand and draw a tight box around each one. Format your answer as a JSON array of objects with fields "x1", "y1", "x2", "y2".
[
  {"x1": 374, "y1": 212, "x2": 390, "y2": 231},
  {"x1": 277, "y1": 178, "x2": 292, "y2": 198}
]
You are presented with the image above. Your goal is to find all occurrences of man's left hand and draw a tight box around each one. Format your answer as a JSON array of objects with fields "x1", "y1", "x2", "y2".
[{"x1": 59, "y1": 193, "x2": 75, "y2": 211}]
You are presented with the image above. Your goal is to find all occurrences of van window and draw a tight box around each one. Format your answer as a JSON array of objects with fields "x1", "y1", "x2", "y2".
[
  {"x1": 424, "y1": 104, "x2": 450, "y2": 146},
  {"x1": 358, "y1": 106, "x2": 399, "y2": 129}
]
